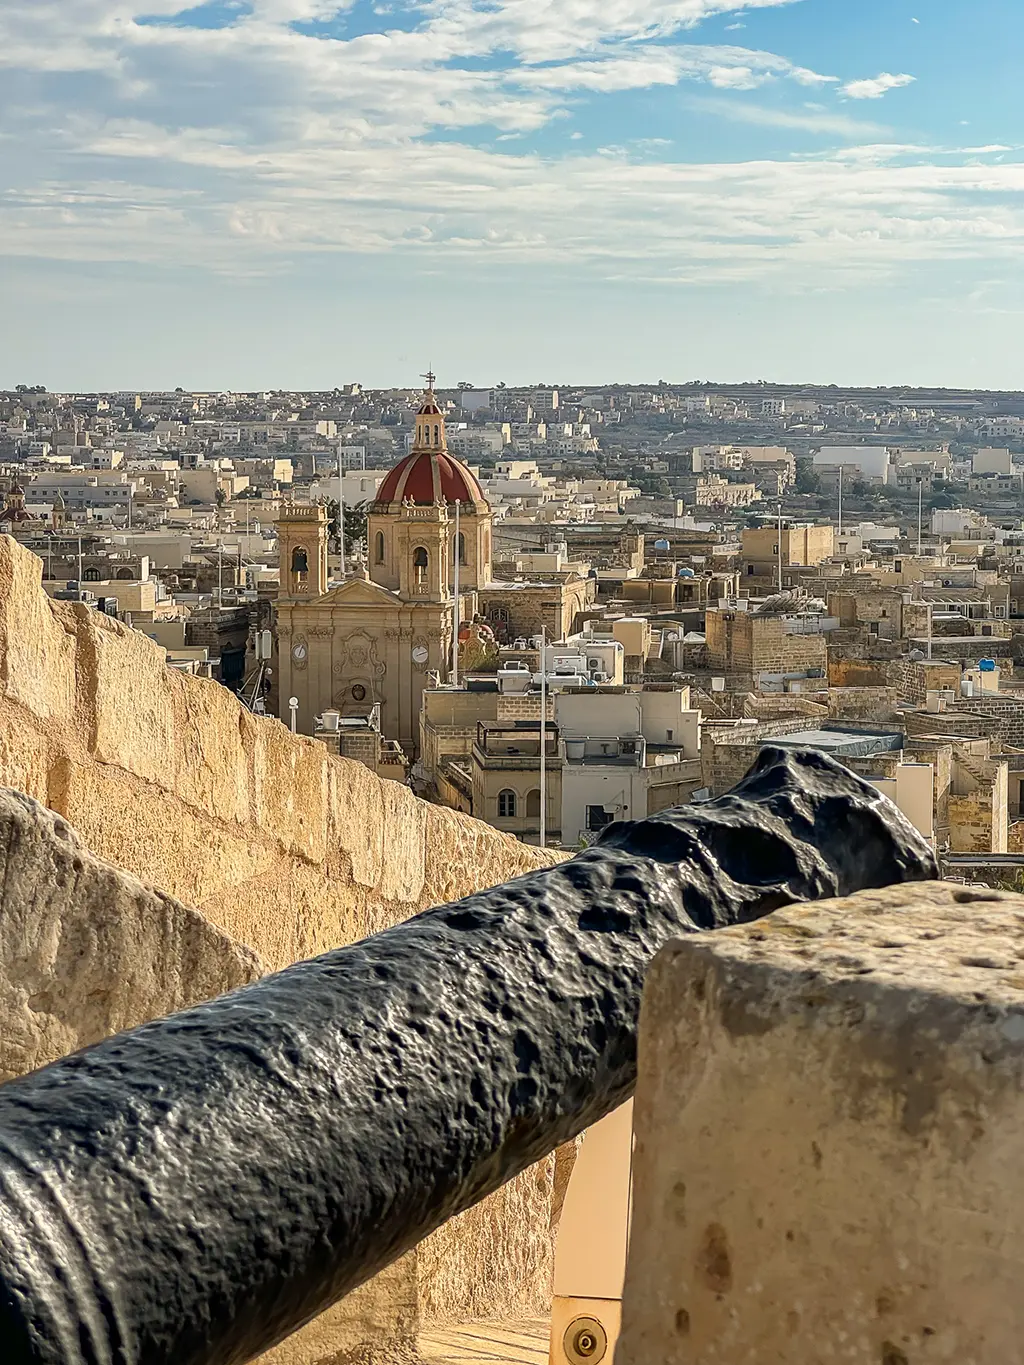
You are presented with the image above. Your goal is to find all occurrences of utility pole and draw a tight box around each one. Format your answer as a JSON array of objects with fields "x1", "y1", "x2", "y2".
[
  {"x1": 217, "y1": 539, "x2": 223, "y2": 609},
  {"x1": 337, "y1": 448, "x2": 346, "y2": 579},
  {"x1": 77, "y1": 535, "x2": 83, "y2": 585},
  {"x1": 451, "y1": 499, "x2": 461, "y2": 687},
  {"x1": 777, "y1": 503, "x2": 784, "y2": 592},
  {"x1": 838, "y1": 466, "x2": 843, "y2": 539},
  {"x1": 539, "y1": 625, "x2": 547, "y2": 850},
  {"x1": 917, "y1": 477, "x2": 924, "y2": 558}
]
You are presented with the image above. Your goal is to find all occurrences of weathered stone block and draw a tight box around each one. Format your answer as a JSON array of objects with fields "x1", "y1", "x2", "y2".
[
  {"x1": 0, "y1": 786, "x2": 263, "y2": 1083},
  {"x1": 52, "y1": 758, "x2": 280, "y2": 922},
  {"x1": 0, "y1": 539, "x2": 77, "y2": 726},
  {"x1": 252, "y1": 721, "x2": 329, "y2": 863},
  {"x1": 620, "y1": 882, "x2": 1024, "y2": 1365},
  {"x1": 169, "y1": 667, "x2": 253, "y2": 827},
  {"x1": 86, "y1": 607, "x2": 179, "y2": 783}
]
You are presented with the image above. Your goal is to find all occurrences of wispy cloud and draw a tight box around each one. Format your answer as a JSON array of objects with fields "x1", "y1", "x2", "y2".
[
  {"x1": 841, "y1": 72, "x2": 916, "y2": 100},
  {"x1": 690, "y1": 97, "x2": 886, "y2": 137},
  {"x1": 515, "y1": 44, "x2": 833, "y2": 95}
]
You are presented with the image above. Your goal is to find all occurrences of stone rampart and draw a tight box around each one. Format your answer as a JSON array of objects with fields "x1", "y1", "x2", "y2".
[
  {"x1": 0, "y1": 535, "x2": 568, "y2": 1359},
  {"x1": 0, "y1": 535, "x2": 559, "y2": 966},
  {"x1": 620, "y1": 882, "x2": 1024, "y2": 1364}
]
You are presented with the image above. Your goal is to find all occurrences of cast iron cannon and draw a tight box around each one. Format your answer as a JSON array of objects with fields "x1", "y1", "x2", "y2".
[{"x1": 0, "y1": 748, "x2": 936, "y2": 1365}]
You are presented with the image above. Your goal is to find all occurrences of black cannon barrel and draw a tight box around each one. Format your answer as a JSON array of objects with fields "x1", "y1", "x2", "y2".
[{"x1": 0, "y1": 748, "x2": 936, "y2": 1365}]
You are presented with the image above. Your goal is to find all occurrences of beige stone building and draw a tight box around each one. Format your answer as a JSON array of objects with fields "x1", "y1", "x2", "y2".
[
  {"x1": 275, "y1": 384, "x2": 491, "y2": 754},
  {"x1": 472, "y1": 718, "x2": 562, "y2": 843},
  {"x1": 741, "y1": 523, "x2": 834, "y2": 580},
  {"x1": 704, "y1": 605, "x2": 829, "y2": 688}
]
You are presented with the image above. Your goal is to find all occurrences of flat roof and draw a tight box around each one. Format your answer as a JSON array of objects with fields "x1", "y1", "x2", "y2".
[{"x1": 765, "y1": 729, "x2": 904, "y2": 759}]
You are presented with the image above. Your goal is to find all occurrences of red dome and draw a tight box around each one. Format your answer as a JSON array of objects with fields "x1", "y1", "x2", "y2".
[{"x1": 374, "y1": 449, "x2": 487, "y2": 509}]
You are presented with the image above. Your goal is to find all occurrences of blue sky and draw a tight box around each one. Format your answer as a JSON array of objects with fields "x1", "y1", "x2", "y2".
[{"x1": 1, "y1": 0, "x2": 1022, "y2": 390}]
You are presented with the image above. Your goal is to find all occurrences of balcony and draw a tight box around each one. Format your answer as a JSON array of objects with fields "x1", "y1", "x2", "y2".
[{"x1": 473, "y1": 722, "x2": 560, "y2": 770}]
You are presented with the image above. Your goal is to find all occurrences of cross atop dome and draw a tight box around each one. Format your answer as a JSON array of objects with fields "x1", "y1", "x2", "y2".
[{"x1": 415, "y1": 369, "x2": 444, "y2": 424}]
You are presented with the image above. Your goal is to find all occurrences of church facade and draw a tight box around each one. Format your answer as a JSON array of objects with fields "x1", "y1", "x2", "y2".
[{"x1": 275, "y1": 383, "x2": 491, "y2": 757}]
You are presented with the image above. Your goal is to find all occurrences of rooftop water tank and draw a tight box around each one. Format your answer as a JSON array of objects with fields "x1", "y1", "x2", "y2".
[
  {"x1": 677, "y1": 567, "x2": 695, "y2": 578},
  {"x1": 979, "y1": 658, "x2": 997, "y2": 672}
]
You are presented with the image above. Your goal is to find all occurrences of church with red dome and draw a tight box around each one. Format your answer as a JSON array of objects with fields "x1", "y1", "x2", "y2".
[{"x1": 274, "y1": 378, "x2": 494, "y2": 757}]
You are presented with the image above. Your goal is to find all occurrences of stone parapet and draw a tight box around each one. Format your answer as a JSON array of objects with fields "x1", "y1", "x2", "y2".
[
  {"x1": 0, "y1": 535, "x2": 561, "y2": 965},
  {"x1": 620, "y1": 882, "x2": 1024, "y2": 1365}
]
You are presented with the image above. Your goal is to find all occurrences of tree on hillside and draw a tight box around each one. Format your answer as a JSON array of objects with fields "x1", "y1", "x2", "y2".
[{"x1": 794, "y1": 461, "x2": 820, "y2": 495}]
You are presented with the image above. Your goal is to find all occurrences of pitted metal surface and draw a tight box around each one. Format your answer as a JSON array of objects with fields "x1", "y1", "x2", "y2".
[{"x1": 0, "y1": 747, "x2": 936, "y2": 1365}]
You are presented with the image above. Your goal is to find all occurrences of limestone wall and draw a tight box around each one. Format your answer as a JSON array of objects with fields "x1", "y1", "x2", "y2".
[
  {"x1": 0, "y1": 535, "x2": 558, "y2": 967},
  {"x1": 0, "y1": 786, "x2": 263, "y2": 1084},
  {"x1": 619, "y1": 883, "x2": 1024, "y2": 1365},
  {"x1": 0, "y1": 535, "x2": 569, "y2": 1358}
]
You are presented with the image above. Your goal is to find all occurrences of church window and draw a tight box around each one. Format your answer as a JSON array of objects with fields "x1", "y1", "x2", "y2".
[
  {"x1": 455, "y1": 532, "x2": 466, "y2": 566},
  {"x1": 375, "y1": 531, "x2": 385, "y2": 564},
  {"x1": 413, "y1": 546, "x2": 429, "y2": 586},
  {"x1": 434, "y1": 424, "x2": 440, "y2": 446},
  {"x1": 291, "y1": 546, "x2": 309, "y2": 575},
  {"x1": 498, "y1": 790, "x2": 517, "y2": 818}
]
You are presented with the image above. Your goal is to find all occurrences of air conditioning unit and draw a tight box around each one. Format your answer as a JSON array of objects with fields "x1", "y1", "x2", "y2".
[{"x1": 592, "y1": 671, "x2": 610, "y2": 684}]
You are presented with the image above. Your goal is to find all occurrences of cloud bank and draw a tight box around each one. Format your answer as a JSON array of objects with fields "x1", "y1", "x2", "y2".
[{"x1": 0, "y1": 0, "x2": 1017, "y2": 294}]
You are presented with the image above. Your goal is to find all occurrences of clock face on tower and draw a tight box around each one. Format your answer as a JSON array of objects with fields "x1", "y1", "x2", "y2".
[
  {"x1": 412, "y1": 646, "x2": 429, "y2": 666},
  {"x1": 292, "y1": 643, "x2": 308, "y2": 662}
]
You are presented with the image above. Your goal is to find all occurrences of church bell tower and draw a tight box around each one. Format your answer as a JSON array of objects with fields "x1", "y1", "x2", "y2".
[{"x1": 277, "y1": 503, "x2": 329, "y2": 600}]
